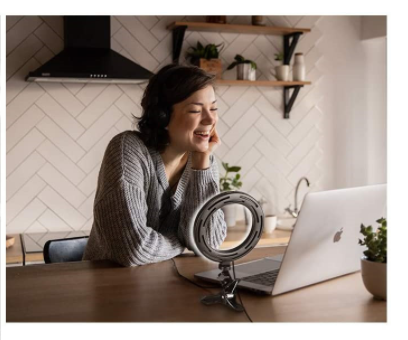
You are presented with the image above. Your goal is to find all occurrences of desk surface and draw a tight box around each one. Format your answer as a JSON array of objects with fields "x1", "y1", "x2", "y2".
[{"x1": 6, "y1": 247, "x2": 386, "y2": 322}]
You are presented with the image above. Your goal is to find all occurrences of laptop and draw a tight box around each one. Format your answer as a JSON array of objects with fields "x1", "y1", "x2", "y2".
[{"x1": 195, "y1": 184, "x2": 387, "y2": 296}]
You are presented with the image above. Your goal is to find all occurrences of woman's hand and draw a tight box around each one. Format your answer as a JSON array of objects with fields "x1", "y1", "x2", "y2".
[
  {"x1": 191, "y1": 127, "x2": 221, "y2": 170},
  {"x1": 207, "y1": 127, "x2": 221, "y2": 154}
]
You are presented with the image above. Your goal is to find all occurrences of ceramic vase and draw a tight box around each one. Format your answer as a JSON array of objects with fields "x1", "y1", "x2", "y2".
[
  {"x1": 361, "y1": 257, "x2": 387, "y2": 300},
  {"x1": 293, "y1": 53, "x2": 306, "y2": 81}
]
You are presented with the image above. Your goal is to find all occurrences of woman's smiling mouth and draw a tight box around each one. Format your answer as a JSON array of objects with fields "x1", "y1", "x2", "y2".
[{"x1": 194, "y1": 130, "x2": 210, "y2": 140}]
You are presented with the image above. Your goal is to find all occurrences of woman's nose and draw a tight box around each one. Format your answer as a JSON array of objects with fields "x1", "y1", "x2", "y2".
[{"x1": 201, "y1": 108, "x2": 217, "y2": 125}]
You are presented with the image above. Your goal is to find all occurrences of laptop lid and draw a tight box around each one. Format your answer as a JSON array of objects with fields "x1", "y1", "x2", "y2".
[{"x1": 272, "y1": 184, "x2": 386, "y2": 295}]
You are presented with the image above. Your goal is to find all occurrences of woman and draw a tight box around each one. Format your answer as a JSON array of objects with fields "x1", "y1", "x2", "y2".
[{"x1": 83, "y1": 64, "x2": 227, "y2": 267}]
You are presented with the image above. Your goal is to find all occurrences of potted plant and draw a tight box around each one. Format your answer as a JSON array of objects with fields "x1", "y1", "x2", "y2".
[
  {"x1": 206, "y1": 16, "x2": 227, "y2": 24},
  {"x1": 274, "y1": 52, "x2": 284, "y2": 65},
  {"x1": 220, "y1": 162, "x2": 243, "y2": 227},
  {"x1": 358, "y1": 217, "x2": 387, "y2": 300},
  {"x1": 186, "y1": 41, "x2": 224, "y2": 79},
  {"x1": 226, "y1": 54, "x2": 257, "y2": 81},
  {"x1": 270, "y1": 52, "x2": 289, "y2": 81}
]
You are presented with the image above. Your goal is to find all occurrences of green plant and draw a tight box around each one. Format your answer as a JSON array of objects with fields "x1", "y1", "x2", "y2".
[
  {"x1": 358, "y1": 217, "x2": 387, "y2": 263},
  {"x1": 220, "y1": 162, "x2": 243, "y2": 191},
  {"x1": 226, "y1": 54, "x2": 257, "y2": 70},
  {"x1": 274, "y1": 52, "x2": 284, "y2": 61},
  {"x1": 186, "y1": 41, "x2": 225, "y2": 64}
]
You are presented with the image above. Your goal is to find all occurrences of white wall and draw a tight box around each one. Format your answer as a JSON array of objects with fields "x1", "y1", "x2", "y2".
[
  {"x1": 6, "y1": 16, "x2": 386, "y2": 234},
  {"x1": 317, "y1": 16, "x2": 367, "y2": 188},
  {"x1": 364, "y1": 37, "x2": 387, "y2": 184}
]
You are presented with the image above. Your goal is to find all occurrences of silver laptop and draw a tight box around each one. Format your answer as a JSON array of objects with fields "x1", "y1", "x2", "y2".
[{"x1": 195, "y1": 184, "x2": 387, "y2": 296}]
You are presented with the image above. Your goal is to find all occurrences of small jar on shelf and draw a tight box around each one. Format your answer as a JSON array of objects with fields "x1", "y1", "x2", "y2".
[{"x1": 293, "y1": 53, "x2": 306, "y2": 81}]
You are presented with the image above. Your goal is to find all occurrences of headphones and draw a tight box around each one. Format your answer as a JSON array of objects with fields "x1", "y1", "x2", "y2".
[{"x1": 155, "y1": 64, "x2": 185, "y2": 129}]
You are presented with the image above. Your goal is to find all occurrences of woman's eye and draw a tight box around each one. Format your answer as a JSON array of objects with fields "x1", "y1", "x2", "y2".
[{"x1": 188, "y1": 108, "x2": 218, "y2": 113}]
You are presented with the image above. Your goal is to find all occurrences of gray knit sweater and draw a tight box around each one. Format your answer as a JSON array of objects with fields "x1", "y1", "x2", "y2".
[{"x1": 82, "y1": 131, "x2": 227, "y2": 266}]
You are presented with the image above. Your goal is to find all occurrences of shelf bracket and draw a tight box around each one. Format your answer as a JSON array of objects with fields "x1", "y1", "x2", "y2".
[
  {"x1": 172, "y1": 25, "x2": 188, "y2": 64},
  {"x1": 284, "y1": 85, "x2": 303, "y2": 119},
  {"x1": 283, "y1": 32, "x2": 303, "y2": 65}
]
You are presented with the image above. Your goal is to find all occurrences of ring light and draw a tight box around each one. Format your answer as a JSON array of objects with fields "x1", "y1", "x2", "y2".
[
  {"x1": 191, "y1": 191, "x2": 264, "y2": 312},
  {"x1": 193, "y1": 191, "x2": 264, "y2": 263}
]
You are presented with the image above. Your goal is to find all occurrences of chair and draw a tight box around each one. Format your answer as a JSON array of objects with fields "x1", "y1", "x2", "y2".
[{"x1": 43, "y1": 236, "x2": 89, "y2": 264}]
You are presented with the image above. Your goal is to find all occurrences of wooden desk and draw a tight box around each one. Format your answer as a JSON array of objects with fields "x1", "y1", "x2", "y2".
[{"x1": 6, "y1": 247, "x2": 386, "y2": 322}]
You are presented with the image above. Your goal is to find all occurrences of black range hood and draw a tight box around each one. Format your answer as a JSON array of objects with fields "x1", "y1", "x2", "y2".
[{"x1": 26, "y1": 16, "x2": 154, "y2": 84}]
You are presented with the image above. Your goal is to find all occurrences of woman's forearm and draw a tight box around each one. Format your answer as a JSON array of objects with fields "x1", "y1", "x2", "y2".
[{"x1": 179, "y1": 158, "x2": 227, "y2": 251}]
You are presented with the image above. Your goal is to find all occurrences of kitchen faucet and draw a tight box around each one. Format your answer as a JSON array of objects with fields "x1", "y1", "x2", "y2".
[{"x1": 285, "y1": 177, "x2": 310, "y2": 218}]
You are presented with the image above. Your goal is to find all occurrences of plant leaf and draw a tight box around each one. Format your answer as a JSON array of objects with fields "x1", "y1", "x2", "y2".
[
  {"x1": 228, "y1": 166, "x2": 241, "y2": 172},
  {"x1": 227, "y1": 61, "x2": 238, "y2": 70},
  {"x1": 234, "y1": 54, "x2": 245, "y2": 62}
]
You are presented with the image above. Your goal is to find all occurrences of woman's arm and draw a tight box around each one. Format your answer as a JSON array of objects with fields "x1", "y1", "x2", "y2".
[
  {"x1": 93, "y1": 180, "x2": 185, "y2": 267},
  {"x1": 85, "y1": 132, "x2": 185, "y2": 267},
  {"x1": 178, "y1": 154, "x2": 227, "y2": 251}
]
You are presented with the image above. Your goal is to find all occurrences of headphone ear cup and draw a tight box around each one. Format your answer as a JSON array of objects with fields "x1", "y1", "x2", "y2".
[{"x1": 157, "y1": 109, "x2": 170, "y2": 128}]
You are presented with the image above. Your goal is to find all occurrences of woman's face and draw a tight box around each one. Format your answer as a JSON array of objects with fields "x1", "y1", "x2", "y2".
[{"x1": 167, "y1": 85, "x2": 218, "y2": 153}]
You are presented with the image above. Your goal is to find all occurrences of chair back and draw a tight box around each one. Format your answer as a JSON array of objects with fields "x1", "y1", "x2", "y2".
[{"x1": 43, "y1": 236, "x2": 89, "y2": 264}]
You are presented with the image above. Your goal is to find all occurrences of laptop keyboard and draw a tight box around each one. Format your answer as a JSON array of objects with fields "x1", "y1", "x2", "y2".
[{"x1": 241, "y1": 270, "x2": 279, "y2": 286}]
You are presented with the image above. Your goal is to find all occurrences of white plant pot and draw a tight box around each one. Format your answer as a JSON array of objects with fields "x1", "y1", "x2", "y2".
[
  {"x1": 222, "y1": 205, "x2": 237, "y2": 227},
  {"x1": 271, "y1": 65, "x2": 290, "y2": 81},
  {"x1": 361, "y1": 257, "x2": 387, "y2": 300}
]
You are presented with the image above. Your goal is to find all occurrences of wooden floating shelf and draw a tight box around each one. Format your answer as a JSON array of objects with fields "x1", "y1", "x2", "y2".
[
  {"x1": 167, "y1": 21, "x2": 311, "y2": 35},
  {"x1": 215, "y1": 80, "x2": 311, "y2": 87},
  {"x1": 167, "y1": 21, "x2": 312, "y2": 119}
]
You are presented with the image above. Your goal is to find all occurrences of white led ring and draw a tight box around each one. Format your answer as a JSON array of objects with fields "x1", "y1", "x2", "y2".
[{"x1": 193, "y1": 191, "x2": 264, "y2": 263}]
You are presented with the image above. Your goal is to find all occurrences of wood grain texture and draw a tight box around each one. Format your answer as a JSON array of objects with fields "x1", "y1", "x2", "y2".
[
  {"x1": 6, "y1": 247, "x2": 386, "y2": 322},
  {"x1": 167, "y1": 22, "x2": 311, "y2": 35},
  {"x1": 215, "y1": 80, "x2": 312, "y2": 87},
  {"x1": 6, "y1": 236, "x2": 16, "y2": 248},
  {"x1": 6, "y1": 234, "x2": 23, "y2": 264},
  {"x1": 220, "y1": 221, "x2": 291, "y2": 249}
]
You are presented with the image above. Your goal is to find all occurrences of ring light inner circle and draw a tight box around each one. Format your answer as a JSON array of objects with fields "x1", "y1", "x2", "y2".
[{"x1": 193, "y1": 191, "x2": 264, "y2": 264}]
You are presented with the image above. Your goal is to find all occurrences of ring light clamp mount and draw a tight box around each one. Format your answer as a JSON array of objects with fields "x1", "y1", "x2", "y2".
[{"x1": 192, "y1": 191, "x2": 264, "y2": 312}]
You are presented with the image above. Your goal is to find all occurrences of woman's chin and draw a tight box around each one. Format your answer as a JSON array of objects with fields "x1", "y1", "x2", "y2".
[{"x1": 191, "y1": 142, "x2": 209, "y2": 153}]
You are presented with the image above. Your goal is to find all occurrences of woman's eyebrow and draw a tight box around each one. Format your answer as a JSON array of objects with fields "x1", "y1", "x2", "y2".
[{"x1": 186, "y1": 100, "x2": 217, "y2": 106}]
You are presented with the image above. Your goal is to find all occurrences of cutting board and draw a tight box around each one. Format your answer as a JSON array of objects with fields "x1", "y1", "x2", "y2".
[{"x1": 6, "y1": 236, "x2": 15, "y2": 249}]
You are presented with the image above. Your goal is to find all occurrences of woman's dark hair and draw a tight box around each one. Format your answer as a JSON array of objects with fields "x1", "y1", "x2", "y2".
[{"x1": 136, "y1": 64, "x2": 215, "y2": 151}]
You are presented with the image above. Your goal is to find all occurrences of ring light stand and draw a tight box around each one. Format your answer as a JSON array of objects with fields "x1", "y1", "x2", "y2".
[{"x1": 192, "y1": 191, "x2": 264, "y2": 312}]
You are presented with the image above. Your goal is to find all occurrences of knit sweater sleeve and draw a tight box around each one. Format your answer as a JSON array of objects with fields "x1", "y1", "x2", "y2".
[
  {"x1": 93, "y1": 180, "x2": 185, "y2": 267},
  {"x1": 86, "y1": 132, "x2": 185, "y2": 267},
  {"x1": 178, "y1": 155, "x2": 227, "y2": 251}
]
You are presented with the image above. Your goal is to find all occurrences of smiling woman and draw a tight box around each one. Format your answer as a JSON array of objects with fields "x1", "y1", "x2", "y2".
[{"x1": 82, "y1": 64, "x2": 227, "y2": 267}]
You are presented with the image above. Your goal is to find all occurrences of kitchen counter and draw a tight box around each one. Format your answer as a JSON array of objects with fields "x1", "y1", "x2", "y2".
[
  {"x1": 6, "y1": 224, "x2": 291, "y2": 266},
  {"x1": 220, "y1": 219, "x2": 291, "y2": 249},
  {"x1": 5, "y1": 234, "x2": 24, "y2": 265}
]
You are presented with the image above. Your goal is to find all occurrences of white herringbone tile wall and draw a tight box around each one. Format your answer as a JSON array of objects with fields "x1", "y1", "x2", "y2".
[{"x1": 6, "y1": 15, "x2": 331, "y2": 234}]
